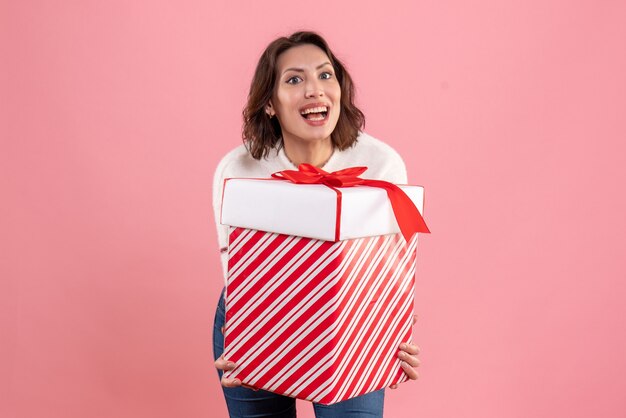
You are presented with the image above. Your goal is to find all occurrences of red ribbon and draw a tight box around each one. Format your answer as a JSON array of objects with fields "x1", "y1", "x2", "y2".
[{"x1": 271, "y1": 164, "x2": 430, "y2": 242}]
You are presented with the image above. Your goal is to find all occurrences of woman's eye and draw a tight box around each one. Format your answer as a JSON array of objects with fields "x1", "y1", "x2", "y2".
[
  {"x1": 320, "y1": 72, "x2": 333, "y2": 80},
  {"x1": 286, "y1": 76, "x2": 302, "y2": 85}
]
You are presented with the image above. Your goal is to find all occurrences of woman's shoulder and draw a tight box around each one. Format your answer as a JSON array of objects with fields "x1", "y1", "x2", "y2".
[
  {"x1": 342, "y1": 132, "x2": 407, "y2": 183},
  {"x1": 214, "y1": 143, "x2": 273, "y2": 180},
  {"x1": 213, "y1": 145, "x2": 248, "y2": 202},
  {"x1": 354, "y1": 132, "x2": 404, "y2": 162},
  {"x1": 215, "y1": 144, "x2": 249, "y2": 178},
  {"x1": 213, "y1": 142, "x2": 284, "y2": 195}
]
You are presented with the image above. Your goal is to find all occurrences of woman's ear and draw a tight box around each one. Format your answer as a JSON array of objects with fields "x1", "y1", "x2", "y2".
[{"x1": 266, "y1": 101, "x2": 275, "y2": 118}]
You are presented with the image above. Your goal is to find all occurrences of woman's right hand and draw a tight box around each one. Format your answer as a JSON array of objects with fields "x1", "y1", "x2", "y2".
[
  {"x1": 214, "y1": 354, "x2": 242, "y2": 387},
  {"x1": 215, "y1": 324, "x2": 241, "y2": 387},
  {"x1": 215, "y1": 326, "x2": 258, "y2": 390}
]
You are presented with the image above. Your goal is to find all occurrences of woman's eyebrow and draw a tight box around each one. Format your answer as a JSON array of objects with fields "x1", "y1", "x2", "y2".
[{"x1": 282, "y1": 62, "x2": 332, "y2": 74}]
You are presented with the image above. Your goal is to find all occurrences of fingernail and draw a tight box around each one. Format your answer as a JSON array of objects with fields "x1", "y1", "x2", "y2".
[
  {"x1": 227, "y1": 362, "x2": 235, "y2": 368},
  {"x1": 400, "y1": 344, "x2": 407, "y2": 350},
  {"x1": 398, "y1": 351, "x2": 406, "y2": 358}
]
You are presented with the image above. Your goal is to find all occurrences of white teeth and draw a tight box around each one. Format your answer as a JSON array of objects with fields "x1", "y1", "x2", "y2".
[{"x1": 300, "y1": 106, "x2": 328, "y2": 115}]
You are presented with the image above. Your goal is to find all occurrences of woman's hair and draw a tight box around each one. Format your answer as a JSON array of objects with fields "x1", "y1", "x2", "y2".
[{"x1": 243, "y1": 31, "x2": 365, "y2": 160}]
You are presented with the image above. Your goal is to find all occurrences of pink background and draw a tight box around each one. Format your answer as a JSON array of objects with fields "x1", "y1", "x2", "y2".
[{"x1": 2, "y1": 1, "x2": 626, "y2": 417}]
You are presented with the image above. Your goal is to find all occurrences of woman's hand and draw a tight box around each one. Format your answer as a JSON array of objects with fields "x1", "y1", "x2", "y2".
[
  {"x1": 214, "y1": 354, "x2": 241, "y2": 388},
  {"x1": 389, "y1": 314, "x2": 421, "y2": 389},
  {"x1": 215, "y1": 326, "x2": 258, "y2": 390}
]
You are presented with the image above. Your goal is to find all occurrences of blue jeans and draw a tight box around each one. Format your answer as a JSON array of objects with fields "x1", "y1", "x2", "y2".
[{"x1": 212, "y1": 288, "x2": 385, "y2": 418}]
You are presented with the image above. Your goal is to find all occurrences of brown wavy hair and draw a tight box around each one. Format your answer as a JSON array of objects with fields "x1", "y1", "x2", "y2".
[{"x1": 242, "y1": 31, "x2": 365, "y2": 160}]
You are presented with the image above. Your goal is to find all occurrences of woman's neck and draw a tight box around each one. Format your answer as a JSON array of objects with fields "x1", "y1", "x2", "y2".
[{"x1": 283, "y1": 136, "x2": 333, "y2": 168}]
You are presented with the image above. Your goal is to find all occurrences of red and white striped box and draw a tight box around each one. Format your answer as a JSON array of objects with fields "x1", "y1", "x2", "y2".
[{"x1": 220, "y1": 174, "x2": 425, "y2": 404}]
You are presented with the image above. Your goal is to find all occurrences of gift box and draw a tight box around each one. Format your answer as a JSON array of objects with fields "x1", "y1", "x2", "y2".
[{"x1": 220, "y1": 165, "x2": 428, "y2": 405}]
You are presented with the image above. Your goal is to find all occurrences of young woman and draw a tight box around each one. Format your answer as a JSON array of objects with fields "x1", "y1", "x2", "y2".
[{"x1": 212, "y1": 31, "x2": 420, "y2": 418}]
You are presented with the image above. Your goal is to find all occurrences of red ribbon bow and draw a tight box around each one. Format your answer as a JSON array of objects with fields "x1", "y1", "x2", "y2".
[{"x1": 271, "y1": 164, "x2": 430, "y2": 242}]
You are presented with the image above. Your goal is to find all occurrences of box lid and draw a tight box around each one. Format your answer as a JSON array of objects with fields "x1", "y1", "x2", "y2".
[{"x1": 220, "y1": 178, "x2": 425, "y2": 241}]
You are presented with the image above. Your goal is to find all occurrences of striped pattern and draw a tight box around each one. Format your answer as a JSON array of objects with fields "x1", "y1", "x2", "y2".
[{"x1": 222, "y1": 227, "x2": 418, "y2": 405}]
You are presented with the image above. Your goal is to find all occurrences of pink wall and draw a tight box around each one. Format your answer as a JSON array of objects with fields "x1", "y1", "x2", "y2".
[{"x1": 3, "y1": 1, "x2": 625, "y2": 417}]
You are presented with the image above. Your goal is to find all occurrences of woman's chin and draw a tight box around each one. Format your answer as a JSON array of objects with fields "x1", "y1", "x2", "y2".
[{"x1": 284, "y1": 128, "x2": 335, "y2": 144}]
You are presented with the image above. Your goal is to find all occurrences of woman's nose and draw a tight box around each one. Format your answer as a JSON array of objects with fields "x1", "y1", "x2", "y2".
[{"x1": 305, "y1": 78, "x2": 324, "y2": 98}]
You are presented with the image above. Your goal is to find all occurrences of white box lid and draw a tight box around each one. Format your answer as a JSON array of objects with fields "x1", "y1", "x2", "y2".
[{"x1": 220, "y1": 178, "x2": 425, "y2": 241}]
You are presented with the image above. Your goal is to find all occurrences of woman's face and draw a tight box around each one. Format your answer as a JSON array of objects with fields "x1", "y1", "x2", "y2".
[{"x1": 268, "y1": 44, "x2": 341, "y2": 146}]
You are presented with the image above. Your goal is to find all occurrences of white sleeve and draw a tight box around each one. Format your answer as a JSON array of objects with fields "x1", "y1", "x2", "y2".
[{"x1": 212, "y1": 153, "x2": 232, "y2": 284}]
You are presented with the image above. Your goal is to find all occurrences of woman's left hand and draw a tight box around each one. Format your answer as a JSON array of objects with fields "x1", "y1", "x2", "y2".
[{"x1": 389, "y1": 314, "x2": 420, "y2": 389}]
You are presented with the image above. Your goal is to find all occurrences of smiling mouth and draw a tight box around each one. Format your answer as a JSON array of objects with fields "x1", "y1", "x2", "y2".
[
  {"x1": 300, "y1": 106, "x2": 329, "y2": 121},
  {"x1": 301, "y1": 112, "x2": 327, "y2": 121}
]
